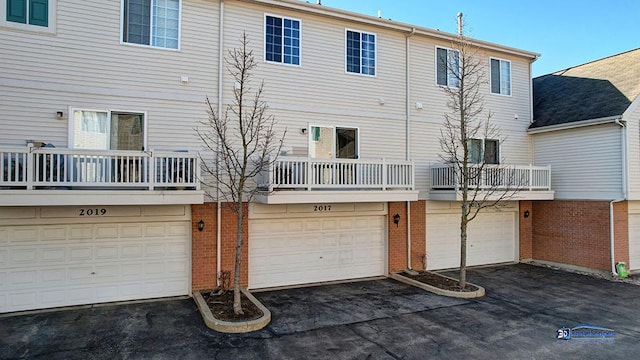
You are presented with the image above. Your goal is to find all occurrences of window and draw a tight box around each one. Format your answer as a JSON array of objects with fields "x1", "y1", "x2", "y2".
[
  {"x1": 346, "y1": 30, "x2": 375, "y2": 76},
  {"x1": 310, "y1": 126, "x2": 358, "y2": 159},
  {"x1": 71, "y1": 109, "x2": 146, "y2": 150},
  {"x1": 122, "y1": 0, "x2": 180, "y2": 49},
  {"x1": 468, "y1": 139, "x2": 499, "y2": 164},
  {"x1": 490, "y1": 58, "x2": 511, "y2": 95},
  {"x1": 436, "y1": 47, "x2": 460, "y2": 87},
  {"x1": 2, "y1": 0, "x2": 55, "y2": 31},
  {"x1": 265, "y1": 15, "x2": 300, "y2": 65}
]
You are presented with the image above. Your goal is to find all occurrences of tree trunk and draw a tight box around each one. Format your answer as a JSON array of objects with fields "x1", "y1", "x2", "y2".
[
  {"x1": 233, "y1": 201, "x2": 244, "y2": 315},
  {"x1": 459, "y1": 208, "x2": 468, "y2": 288}
]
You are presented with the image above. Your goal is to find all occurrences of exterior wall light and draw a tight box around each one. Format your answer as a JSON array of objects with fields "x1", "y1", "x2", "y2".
[
  {"x1": 198, "y1": 219, "x2": 205, "y2": 231},
  {"x1": 524, "y1": 210, "x2": 530, "y2": 218},
  {"x1": 393, "y1": 213, "x2": 401, "y2": 227}
]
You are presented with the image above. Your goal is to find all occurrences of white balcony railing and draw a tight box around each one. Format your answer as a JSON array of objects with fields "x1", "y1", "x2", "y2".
[
  {"x1": 430, "y1": 163, "x2": 551, "y2": 191},
  {"x1": 0, "y1": 146, "x2": 200, "y2": 191},
  {"x1": 258, "y1": 157, "x2": 414, "y2": 191}
]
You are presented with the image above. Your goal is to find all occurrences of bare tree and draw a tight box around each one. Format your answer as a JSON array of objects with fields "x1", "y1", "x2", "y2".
[
  {"x1": 438, "y1": 17, "x2": 523, "y2": 287},
  {"x1": 197, "y1": 32, "x2": 285, "y2": 314}
]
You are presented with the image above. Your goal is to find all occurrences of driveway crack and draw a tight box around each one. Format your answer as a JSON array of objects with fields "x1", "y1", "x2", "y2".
[{"x1": 347, "y1": 323, "x2": 403, "y2": 360}]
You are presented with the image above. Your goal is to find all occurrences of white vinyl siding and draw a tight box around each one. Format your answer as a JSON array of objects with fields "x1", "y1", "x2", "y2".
[
  {"x1": 410, "y1": 40, "x2": 534, "y2": 198},
  {"x1": 623, "y1": 98, "x2": 640, "y2": 200},
  {"x1": 532, "y1": 124, "x2": 623, "y2": 200},
  {"x1": 222, "y1": 1, "x2": 405, "y2": 164},
  {"x1": 0, "y1": 0, "x2": 217, "y2": 150}
]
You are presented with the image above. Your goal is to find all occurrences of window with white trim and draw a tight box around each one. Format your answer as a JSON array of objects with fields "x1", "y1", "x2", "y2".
[
  {"x1": 1, "y1": 0, "x2": 56, "y2": 32},
  {"x1": 310, "y1": 126, "x2": 358, "y2": 159},
  {"x1": 122, "y1": 0, "x2": 180, "y2": 49},
  {"x1": 71, "y1": 109, "x2": 146, "y2": 151},
  {"x1": 490, "y1": 58, "x2": 511, "y2": 95},
  {"x1": 468, "y1": 139, "x2": 499, "y2": 164},
  {"x1": 265, "y1": 15, "x2": 300, "y2": 65},
  {"x1": 436, "y1": 46, "x2": 460, "y2": 87},
  {"x1": 346, "y1": 30, "x2": 376, "y2": 76}
]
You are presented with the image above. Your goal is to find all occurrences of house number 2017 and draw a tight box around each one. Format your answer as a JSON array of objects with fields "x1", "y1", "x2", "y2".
[
  {"x1": 79, "y1": 208, "x2": 107, "y2": 216},
  {"x1": 314, "y1": 205, "x2": 331, "y2": 212}
]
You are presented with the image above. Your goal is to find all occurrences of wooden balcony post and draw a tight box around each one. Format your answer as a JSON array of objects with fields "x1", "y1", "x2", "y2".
[
  {"x1": 529, "y1": 164, "x2": 533, "y2": 191},
  {"x1": 382, "y1": 158, "x2": 387, "y2": 190},
  {"x1": 148, "y1": 150, "x2": 155, "y2": 190}
]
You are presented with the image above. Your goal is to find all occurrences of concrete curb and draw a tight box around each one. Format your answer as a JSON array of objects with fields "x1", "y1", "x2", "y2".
[
  {"x1": 193, "y1": 289, "x2": 271, "y2": 333},
  {"x1": 390, "y1": 272, "x2": 486, "y2": 299}
]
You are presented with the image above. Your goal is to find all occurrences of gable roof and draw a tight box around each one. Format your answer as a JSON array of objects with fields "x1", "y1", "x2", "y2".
[{"x1": 531, "y1": 48, "x2": 640, "y2": 129}]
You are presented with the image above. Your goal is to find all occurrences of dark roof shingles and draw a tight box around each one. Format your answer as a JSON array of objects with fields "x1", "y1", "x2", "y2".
[{"x1": 531, "y1": 48, "x2": 640, "y2": 129}]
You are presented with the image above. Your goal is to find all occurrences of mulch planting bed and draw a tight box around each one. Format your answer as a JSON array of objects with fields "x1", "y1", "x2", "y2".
[{"x1": 201, "y1": 291, "x2": 264, "y2": 322}]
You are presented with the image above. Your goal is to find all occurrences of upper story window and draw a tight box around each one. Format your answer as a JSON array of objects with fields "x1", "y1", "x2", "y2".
[
  {"x1": 71, "y1": 109, "x2": 146, "y2": 150},
  {"x1": 122, "y1": 0, "x2": 180, "y2": 50},
  {"x1": 490, "y1": 58, "x2": 511, "y2": 95},
  {"x1": 346, "y1": 30, "x2": 376, "y2": 76},
  {"x1": 468, "y1": 139, "x2": 499, "y2": 164},
  {"x1": 265, "y1": 15, "x2": 300, "y2": 65},
  {"x1": 2, "y1": 0, "x2": 55, "y2": 32},
  {"x1": 310, "y1": 126, "x2": 358, "y2": 159},
  {"x1": 436, "y1": 46, "x2": 460, "y2": 87}
]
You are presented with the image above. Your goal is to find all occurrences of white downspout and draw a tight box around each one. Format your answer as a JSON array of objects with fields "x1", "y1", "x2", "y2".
[
  {"x1": 216, "y1": 0, "x2": 225, "y2": 287},
  {"x1": 406, "y1": 27, "x2": 415, "y2": 269},
  {"x1": 610, "y1": 118, "x2": 627, "y2": 276}
]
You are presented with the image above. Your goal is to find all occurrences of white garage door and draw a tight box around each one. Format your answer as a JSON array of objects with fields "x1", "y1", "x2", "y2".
[
  {"x1": 426, "y1": 210, "x2": 517, "y2": 270},
  {"x1": 249, "y1": 204, "x2": 386, "y2": 289},
  {"x1": 628, "y1": 214, "x2": 640, "y2": 270},
  {"x1": 0, "y1": 206, "x2": 190, "y2": 313}
]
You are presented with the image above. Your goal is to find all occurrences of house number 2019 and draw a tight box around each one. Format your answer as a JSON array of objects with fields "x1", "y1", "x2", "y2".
[
  {"x1": 79, "y1": 208, "x2": 107, "y2": 216},
  {"x1": 314, "y1": 205, "x2": 331, "y2": 212}
]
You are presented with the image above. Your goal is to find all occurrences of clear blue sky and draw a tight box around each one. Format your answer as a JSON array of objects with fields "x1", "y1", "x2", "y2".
[{"x1": 316, "y1": 0, "x2": 640, "y2": 77}]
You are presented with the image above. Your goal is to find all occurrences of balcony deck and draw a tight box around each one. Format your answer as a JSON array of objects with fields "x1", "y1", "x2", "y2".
[
  {"x1": 429, "y1": 163, "x2": 554, "y2": 201},
  {"x1": 255, "y1": 157, "x2": 419, "y2": 204},
  {"x1": 1, "y1": 146, "x2": 204, "y2": 206}
]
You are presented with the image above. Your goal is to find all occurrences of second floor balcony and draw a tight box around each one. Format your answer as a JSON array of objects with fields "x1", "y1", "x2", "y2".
[
  {"x1": 1, "y1": 145, "x2": 204, "y2": 206},
  {"x1": 429, "y1": 163, "x2": 554, "y2": 201},
  {"x1": 255, "y1": 157, "x2": 419, "y2": 204}
]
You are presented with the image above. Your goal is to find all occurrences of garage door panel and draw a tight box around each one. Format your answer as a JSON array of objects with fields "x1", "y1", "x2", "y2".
[
  {"x1": 427, "y1": 211, "x2": 516, "y2": 270},
  {"x1": 250, "y1": 214, "x2": 385, "y2": 289},
  {"x1": 629, "y1": 215, "x2": 640, "y2": 270},
  {"x1": 0, "y1": 216, "x2": 190, "y2": 313}
]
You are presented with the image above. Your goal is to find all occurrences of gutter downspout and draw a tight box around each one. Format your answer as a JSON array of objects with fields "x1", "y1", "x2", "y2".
[
  {"x1": 610, "y1": 118, "x2": 627, "y2": 276},
  {"x1": 405, "y1": 27, "x2": 415, "y2": 269},
  {"x1": 216, "y1": 0, "x2": 225, "y2": 287}
]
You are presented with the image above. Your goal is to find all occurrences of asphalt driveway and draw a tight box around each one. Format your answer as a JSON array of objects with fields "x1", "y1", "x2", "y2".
[{"x1": 1, "y1": 264, "x2": 639, "y2": 359}]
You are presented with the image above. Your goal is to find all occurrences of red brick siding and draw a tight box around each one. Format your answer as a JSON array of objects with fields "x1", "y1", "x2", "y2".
[
  {"x1": 613, "y1": 201, "x2": 629, "y2": 266},
  {"x1": 519, "y1": 200, "x2": 533, "y2": 260},
  {"x1": 532, "y1": 200, "x2": 611, "y2": 270},
  {"x1": 388, "y1": 201, "x2": 426, "y2": 272},
  {"x1": 388, "y1": 202, "x2": 408, "y2": 273},
  {"x1": 191, "y1": 202, "x2": 249, "y2": 291},
  {"x1": 410, "y1": 200, "x2": 427, "y2": 270}
]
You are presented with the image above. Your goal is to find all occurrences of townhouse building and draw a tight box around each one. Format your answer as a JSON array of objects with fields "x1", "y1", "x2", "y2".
[{"x1": 0, "y1": 0, "x2": 552, "y2": 313}]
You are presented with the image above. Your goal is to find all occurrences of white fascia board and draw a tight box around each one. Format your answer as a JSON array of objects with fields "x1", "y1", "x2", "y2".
[{"x1": 527, "y1": 115, "x2": 623, "y2": 134}]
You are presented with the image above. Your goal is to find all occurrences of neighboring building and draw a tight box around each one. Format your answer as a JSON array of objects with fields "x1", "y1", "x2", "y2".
[
  {"x1": 0, "y1": 0, "x2": 551, "y2": 313},
  {"x1": 528, "y1": 48, "x2": 640, "y2": 274}
]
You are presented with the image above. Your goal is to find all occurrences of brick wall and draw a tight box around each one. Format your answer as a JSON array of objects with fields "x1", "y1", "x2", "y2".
[
  {"x1": 531, "y1": 200, "x2": 612, "y2": 270},
  {"x1": 388, "y1": 202, "x2": 407, "y2": 273},
  {"x1": 191, "y1": 202, "x2": 249, "y2": 292},
  {"x1": 410, "y1": 200, "x2": 427, "y2": 270},
  {"x1": 388, "y1": 201, "x2": 426, "y2": 273},
  {"x1": 613, "y1": 201, "x2": 629, "y2": 266},
  {"x1": 519, "y1": 200, "x2": 533, "y2": 260}
]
